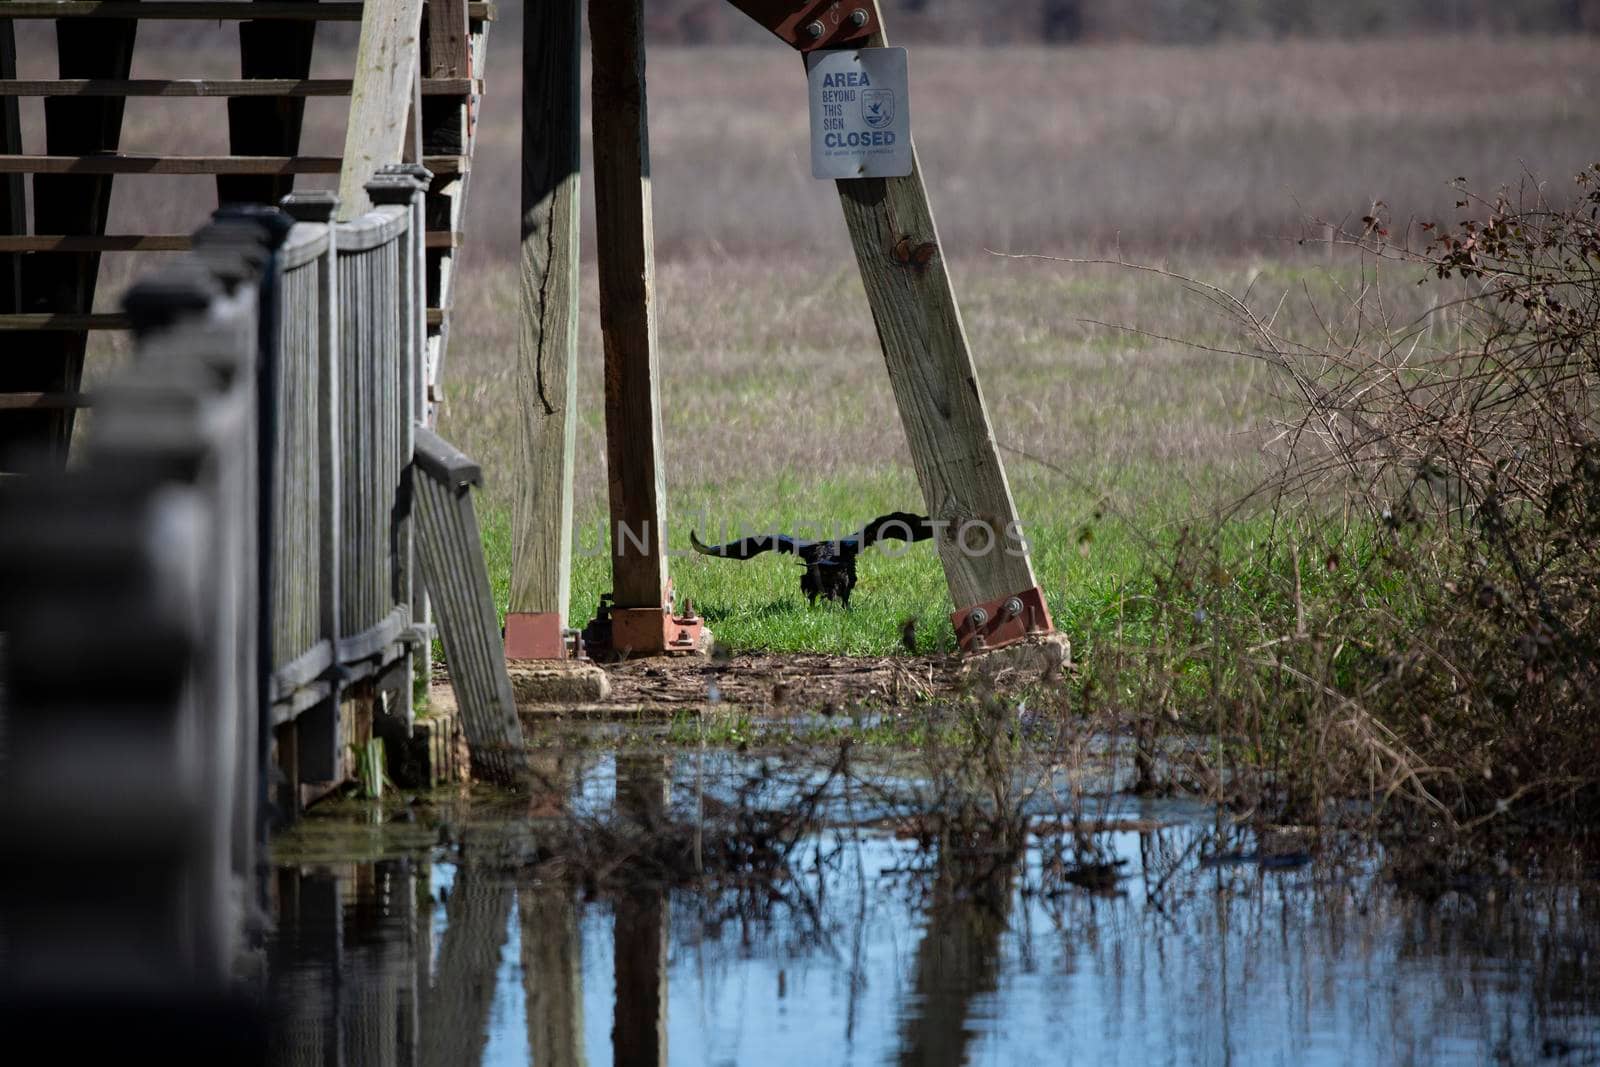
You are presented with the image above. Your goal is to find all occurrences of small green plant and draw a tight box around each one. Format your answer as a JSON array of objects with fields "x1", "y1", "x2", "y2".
[{"x1": 351, "y1": 738, "x2": 393, "y2": 801}]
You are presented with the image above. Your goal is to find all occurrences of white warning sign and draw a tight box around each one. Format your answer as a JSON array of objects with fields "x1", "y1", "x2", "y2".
[{"x1": 806, "y1": 47, "x2": 912, "y2": 180}]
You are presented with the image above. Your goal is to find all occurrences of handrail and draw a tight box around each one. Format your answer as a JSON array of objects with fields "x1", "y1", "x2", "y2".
[
  {"x1": 332, "y1": 204, "x2": 409, "y2": 251},
  {"x1": 277, "y1": 222, "x2": 329, "y2": 271}
]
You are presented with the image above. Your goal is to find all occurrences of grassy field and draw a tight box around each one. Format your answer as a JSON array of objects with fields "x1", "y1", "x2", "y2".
[
  {"x1": 440, "y1": 37, "x2": 1596, "y2": 655},
  {"x1": 24, "y1": 30, "x2": 1596, "y2": 654}
]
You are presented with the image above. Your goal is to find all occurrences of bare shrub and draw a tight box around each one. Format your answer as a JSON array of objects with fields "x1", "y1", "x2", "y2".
[{"x1": 1015, "y1": 164, "x2": 1600, "y2": 831}]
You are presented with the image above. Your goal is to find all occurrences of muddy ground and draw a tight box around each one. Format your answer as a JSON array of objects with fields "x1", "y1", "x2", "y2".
[{"x1": 429, "y1": 646, "x2": 1071, "y2": 728}]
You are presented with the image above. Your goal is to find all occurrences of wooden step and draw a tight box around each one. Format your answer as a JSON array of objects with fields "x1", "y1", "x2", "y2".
[
  {"x1": 0, "y1": 231, "x2": 463, "y2": 252},
  {"x1": 0, "y1": 154, "x2": 465, "y2": 175},
  {"x1": 0, "y1": 77, "x2": 480, "y2": 97},
  {"x1": 0, "y1": 2, "x2": 495, "y2": 21},
  {"x1": 0, "y1": 392, "x2": 91, "y2": 410},
  {"x1": 0, "y1": 313, "x2": 129, "y2": 330}
]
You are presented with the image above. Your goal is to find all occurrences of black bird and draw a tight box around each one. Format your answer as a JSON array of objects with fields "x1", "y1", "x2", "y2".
[{"x1": 690, "y1": 512, "x2": 935, "y2": 608}]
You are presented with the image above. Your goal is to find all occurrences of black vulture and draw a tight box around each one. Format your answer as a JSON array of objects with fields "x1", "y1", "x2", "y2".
[{"x1": 689, "y1": 512, "x2": 935, "y2": 607}]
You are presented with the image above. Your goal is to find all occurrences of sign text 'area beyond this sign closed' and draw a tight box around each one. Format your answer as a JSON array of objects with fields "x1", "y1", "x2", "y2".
[{"x1": 806, "y1": 46, "x2": 913, "y2": 180}]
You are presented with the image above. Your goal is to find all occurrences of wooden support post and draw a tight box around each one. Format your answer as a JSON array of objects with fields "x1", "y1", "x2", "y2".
[
  {"x1": 336, "y1": 0, "x2": 424, "y2": 220},
  {"x1": 220, "y1": 0, "x2": 317, "y2": 206},
  {"x1": 590, "y1": 0, "x2": 669, "y2": 614},
  {"x1": 412, "y1": 427, "x2": 529, "y2": 783},
  {"x1": 506, "y1": 0, "x2": 581, "y2": 658},
  {"x1": 2, "y1": 0, "x2": 139, "y2": 465},
  {"x1": 824, "y1": 4, "x2": 1045, "y2": 642}
]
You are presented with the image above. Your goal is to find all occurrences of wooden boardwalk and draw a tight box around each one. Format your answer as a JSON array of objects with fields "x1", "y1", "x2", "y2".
[{"x1": 0, "y1": 1, "x2": 523, "y2": 1036}]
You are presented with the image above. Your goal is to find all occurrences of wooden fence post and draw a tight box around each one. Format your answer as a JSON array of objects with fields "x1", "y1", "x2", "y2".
[
  {"x1": 280, "y1": 190, "x2": 342, "y2": 794},
  {"x1": 507, "y1": 0, "x2": 582, "y2": 659},
  {"x1": 589, "y1": 0, "x2": 670, "y2": 616}
]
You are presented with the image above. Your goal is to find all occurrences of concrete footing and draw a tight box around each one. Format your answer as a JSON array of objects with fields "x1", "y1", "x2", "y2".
[
  {"x1": 961, "y1": 633, "x2": 1073, "y2": 687},
  {"x1": 508, "y1": 662, "x2": 612, "y2": 705}
]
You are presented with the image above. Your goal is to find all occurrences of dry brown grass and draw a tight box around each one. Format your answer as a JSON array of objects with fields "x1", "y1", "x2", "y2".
[{"x1": 11, "y1": 28, "x2": 1592, "y2": 626}]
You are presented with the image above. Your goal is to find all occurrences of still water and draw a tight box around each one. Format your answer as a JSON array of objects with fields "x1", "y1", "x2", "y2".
[{"x1": 266, "y1": 753, "x2": 1600, "y2": 1066}]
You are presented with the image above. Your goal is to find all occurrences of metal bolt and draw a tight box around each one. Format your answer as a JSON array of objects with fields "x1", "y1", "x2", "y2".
[
  {"x1": 806, "y1": 19, "x2": 825, "y2": 38},
  {"x1": 850, "y1": 8, "x2": 869, "y2": 27},
  {"x1": 968, "y1": 607, "x2": 989, "y2": 628},
  {"x1": 1003, "y1": 597, "x2": 1024, "y2": 618}
]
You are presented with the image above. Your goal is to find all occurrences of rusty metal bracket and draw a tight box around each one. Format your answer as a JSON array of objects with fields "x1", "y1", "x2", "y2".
[
  {"x1": 723, "y1": 0, "x2": 880, "y2": 51},
  {"x1": 951, "y1": 586, "x2": 1054, "y2": 656},
  {"x1": 584, "y1": 581, "x2": 706, "y2": 660}
]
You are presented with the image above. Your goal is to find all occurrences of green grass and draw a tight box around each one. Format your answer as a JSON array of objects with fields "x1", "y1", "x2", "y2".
[{"x1": 477, "y1": 466, "x2": 1295, "y2": 656}]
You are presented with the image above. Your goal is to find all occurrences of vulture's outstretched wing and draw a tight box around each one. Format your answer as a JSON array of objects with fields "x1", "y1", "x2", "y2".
[
  {"x1": 689, "y1": 530, "x2": 808, "y2": 560},
  {"x1": 856, "y1": 512, "x2": 936, "y2": 549}
]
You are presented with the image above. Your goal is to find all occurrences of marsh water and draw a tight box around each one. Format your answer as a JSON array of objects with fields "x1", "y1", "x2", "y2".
[{"x1": 266, "y1": 752, "x2": 1600, "y2": 1066}]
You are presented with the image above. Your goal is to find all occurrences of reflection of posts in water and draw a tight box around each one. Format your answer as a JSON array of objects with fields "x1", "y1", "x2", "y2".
[
  {"x1": 420, "y1": 864, "x2": 513, "y2": 1067},
  {"x1": 521, "y1": 884, "x2": 586, "y2": 1067},
  {"x1": 269, "y1": 860, "x2": 426, "y2": 1067},
  {"x1": 527, "y1": 750, "x2": 589, "y2": 819},
  {"x1": 343, "y1": 863, "x2": 424, "y2": 1065},
  {"x1": 897, "y1": 850, "x2": 1017, "y2": 1067},
  {"x1": 269, "y1": 870, "x2": 344, "y2": 1066},
  {"x1": 613, "y1": 754, "x2": 671, "y2": 1067}
]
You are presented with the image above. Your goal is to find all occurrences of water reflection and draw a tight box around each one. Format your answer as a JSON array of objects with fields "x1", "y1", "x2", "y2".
[{"x1": 266, "y1": 759, "x2": 1600, "y2": 1066}]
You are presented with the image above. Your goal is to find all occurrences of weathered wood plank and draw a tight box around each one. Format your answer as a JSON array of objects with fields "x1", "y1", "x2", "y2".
[
  {"x1": 0, "y1": 391, "x2": 91, "y2": 409},
  {"x1": 425, "y1": 0, "x2": 467, "y2": 77},
  {"x1": 0, "y1": 154, "x2": 464, "y2": 175},
  {"x1": 336, "y1": 0, "x2": 426, "y2": 220},
  {"x1": 1, "y1": 21, "x2": 23, "y2": 315},
  {"x1": 826, "y1": 3, "x2": 1038, "y2": 611},
  {"x1": 413, "y1": 427, "x2": 529, "y2": 783},
  {"x1": 509, "y1": 0, "x2": 581, "y2": 625},
  {"x1": 0, "y1": 77, "x2": 479, "y2": 96},
  {"x1": 0, "y1": 234, "x2": 191, "y2": 251},
  {"x1": 219, "y1": 0, "x2": 318, "y2": 206},
  {"x1": 590, "y1": 0, "x2": 669, "y2": 610},
  {"x1": 0, "y1": 312, "x2": 130, "y2": 329},
  {"x1": 0, "y1": 2, "x2": 495, "y2": 20}
]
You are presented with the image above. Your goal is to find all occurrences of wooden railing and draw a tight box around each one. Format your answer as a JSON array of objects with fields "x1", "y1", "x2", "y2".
[{"x1": 267, "y1": 170, "x2": 428, "y2": 758}]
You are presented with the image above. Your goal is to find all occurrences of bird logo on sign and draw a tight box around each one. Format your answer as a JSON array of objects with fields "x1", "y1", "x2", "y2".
[{"x1": 862, "y1": 89, "x2": 895, "y2": 129}]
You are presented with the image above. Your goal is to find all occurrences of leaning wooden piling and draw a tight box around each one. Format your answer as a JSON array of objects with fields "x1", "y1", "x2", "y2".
[{"x1": 413, "y1": 426, "x2": 529, "y2": 783}]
